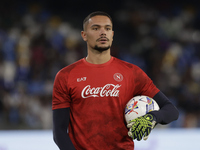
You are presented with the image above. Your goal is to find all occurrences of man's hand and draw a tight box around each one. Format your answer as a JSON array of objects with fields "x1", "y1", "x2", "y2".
[{"x1": 127, "y1": 113, "x2": 156, "y2": 141}]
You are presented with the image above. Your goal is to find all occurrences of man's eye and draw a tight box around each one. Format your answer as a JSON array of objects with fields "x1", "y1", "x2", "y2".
[
  {"x1": 106, "y1": 28, "x2": 111, "y2": 30},
  {"x1": 93, "y1": 28, "x2": 98, "y2": 30}
]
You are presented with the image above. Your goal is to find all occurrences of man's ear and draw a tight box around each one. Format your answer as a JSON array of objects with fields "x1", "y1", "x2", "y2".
[
  {"x1": 112, "y1": 31, "x2": 114, "y2": 41},
  {"x1": 81, "y1": 31, "x2": 87, "y2": 41}
]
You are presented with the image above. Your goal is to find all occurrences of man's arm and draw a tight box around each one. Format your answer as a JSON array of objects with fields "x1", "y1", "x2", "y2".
[
  {"x1": 127, "y1": 91, "x2": 179, "y2": 140},
  {"x1": 53, "y1": 108, "x2": 75, "y2": 150},
  {"x1": 150, "y1": 91, "x2": 179, "y2": 124}
]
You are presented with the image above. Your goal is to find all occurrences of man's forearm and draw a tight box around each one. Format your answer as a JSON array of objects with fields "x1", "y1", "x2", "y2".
[
  {"x1": 53, "y1": 108, "x2": 76, "y2": 150},
  {"x1": 151, "y1": 91, "x2": 179, "y2": 124}
]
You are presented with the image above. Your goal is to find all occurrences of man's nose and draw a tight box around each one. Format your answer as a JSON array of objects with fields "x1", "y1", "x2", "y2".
[{"x1": 99, "y1": 28, "x2": 106, "y2": 35}]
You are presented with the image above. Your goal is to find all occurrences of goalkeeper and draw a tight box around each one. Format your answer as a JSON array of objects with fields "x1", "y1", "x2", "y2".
[{"x1": 52, "y1": 11, "x2": 179, "y2": 150}]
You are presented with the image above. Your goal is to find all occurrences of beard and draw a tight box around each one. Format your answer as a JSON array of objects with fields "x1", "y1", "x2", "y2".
[{"x1": 93, "y1": 45, "x2": 111, "y2": 52}]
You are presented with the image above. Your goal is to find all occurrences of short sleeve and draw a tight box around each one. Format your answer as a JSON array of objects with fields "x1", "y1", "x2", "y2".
[
  {"x1": 133, "y1": 66, "x2": 160, "y2": 98},
  {"x1": 52, "y1": 70, "x2": 71, "y2": 110}
]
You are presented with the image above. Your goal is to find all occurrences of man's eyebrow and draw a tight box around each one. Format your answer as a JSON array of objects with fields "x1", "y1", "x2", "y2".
[
  {"x1": 90, "y1": 24, "x2": 112, "y2": 28},
  {"x1": 90, "y1": 24, "x2": 100, "y2": 28}
]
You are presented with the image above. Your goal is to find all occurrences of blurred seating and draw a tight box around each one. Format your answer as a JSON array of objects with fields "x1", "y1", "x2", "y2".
[{"x1": 0, "y1": 0, "x2": 199, "y2": 129}]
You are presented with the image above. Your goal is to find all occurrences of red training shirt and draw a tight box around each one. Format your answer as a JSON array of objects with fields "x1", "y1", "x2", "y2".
[{"x1": 52, "y1": 56, "x2": 159, "y2": 150}]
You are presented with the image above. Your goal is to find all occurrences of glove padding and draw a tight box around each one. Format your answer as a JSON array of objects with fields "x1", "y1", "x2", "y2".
[{"x1": 127, "y1": 113, "x2": 156, "y2": 141}]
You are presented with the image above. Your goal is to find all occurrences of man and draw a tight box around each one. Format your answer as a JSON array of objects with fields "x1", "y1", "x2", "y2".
[{"x1": 52, "y1": 11, "x2": 179, "y2": 150}]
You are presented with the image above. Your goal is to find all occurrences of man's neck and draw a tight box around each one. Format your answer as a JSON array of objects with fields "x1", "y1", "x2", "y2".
[{"x1": 86, "y1": 49, "x2": 111, "y2": 64}]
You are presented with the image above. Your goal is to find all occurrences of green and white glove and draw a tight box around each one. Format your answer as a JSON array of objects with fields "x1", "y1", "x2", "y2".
[{"x1": 127, "y1": 113, "x2": 156, "y2": 141}]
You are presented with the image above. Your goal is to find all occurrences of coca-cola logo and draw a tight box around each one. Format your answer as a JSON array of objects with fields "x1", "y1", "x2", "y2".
[{"x1": 81, "y1": 84, "x2": 121, "y2": 98}]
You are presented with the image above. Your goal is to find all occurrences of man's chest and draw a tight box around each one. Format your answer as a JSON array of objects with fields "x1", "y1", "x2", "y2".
[{"x1": 68, "y1": 69, "x2": 132, "y2": 100}]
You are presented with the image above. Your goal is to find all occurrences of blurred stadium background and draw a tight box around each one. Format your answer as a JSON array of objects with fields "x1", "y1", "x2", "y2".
[{"x1": 0, "y1": 0, "x2": 200, "y2": 149}]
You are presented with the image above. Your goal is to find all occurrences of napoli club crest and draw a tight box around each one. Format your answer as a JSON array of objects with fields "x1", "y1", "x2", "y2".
[{"x1": 113, "y1": 73, "x2": 123, "y2": 82}]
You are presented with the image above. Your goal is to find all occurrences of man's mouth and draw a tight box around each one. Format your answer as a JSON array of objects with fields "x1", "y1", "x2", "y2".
[{"x1": 97, "y1": 37, "x2": 109, "y2": 42}]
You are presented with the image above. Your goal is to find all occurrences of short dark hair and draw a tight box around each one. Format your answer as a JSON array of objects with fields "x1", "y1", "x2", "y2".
[{"x1": 83, "y1": 11, "x2": 113, "y2": 30}]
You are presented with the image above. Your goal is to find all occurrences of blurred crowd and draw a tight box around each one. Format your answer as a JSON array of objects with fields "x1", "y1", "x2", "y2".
[{"x1": 0, "y1": 1, "x2": 200, "y2": 129}]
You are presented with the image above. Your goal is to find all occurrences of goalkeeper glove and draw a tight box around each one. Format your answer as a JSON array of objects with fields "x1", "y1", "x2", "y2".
[{"x1": 127, "y1": 113, "x2": 156, "y2": 141}]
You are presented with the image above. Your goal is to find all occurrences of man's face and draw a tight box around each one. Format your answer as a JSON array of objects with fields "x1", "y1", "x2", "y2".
[{"x1": 81, "y1": 15, "x2": 114, "y2": 52}]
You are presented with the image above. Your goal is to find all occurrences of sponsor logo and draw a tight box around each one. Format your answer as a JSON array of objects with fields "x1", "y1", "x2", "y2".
[
  {"x1": 77, "y1": 77, "x2": 87, "y2": 82},
  {"x1": 113, "y1": 73, "x2": 123, "y2": 82},
  {"x1": 125, "y1": 100, "x2": 139, "y2": 115},
  {"x1": 81, "y1": 84, "x2": 121, "y2": 98}
]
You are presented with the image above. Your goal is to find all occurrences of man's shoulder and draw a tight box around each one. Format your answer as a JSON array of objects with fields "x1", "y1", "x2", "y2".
[
  {"x1": 56, "y1": 59, "x2": 84, "y2": 77},
  {"x1": 64, "y1": 59, "x2": 84, "y2": 71},
  {"x1": 113, "y1": 57, "x2": 138, "y2": 69}
]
